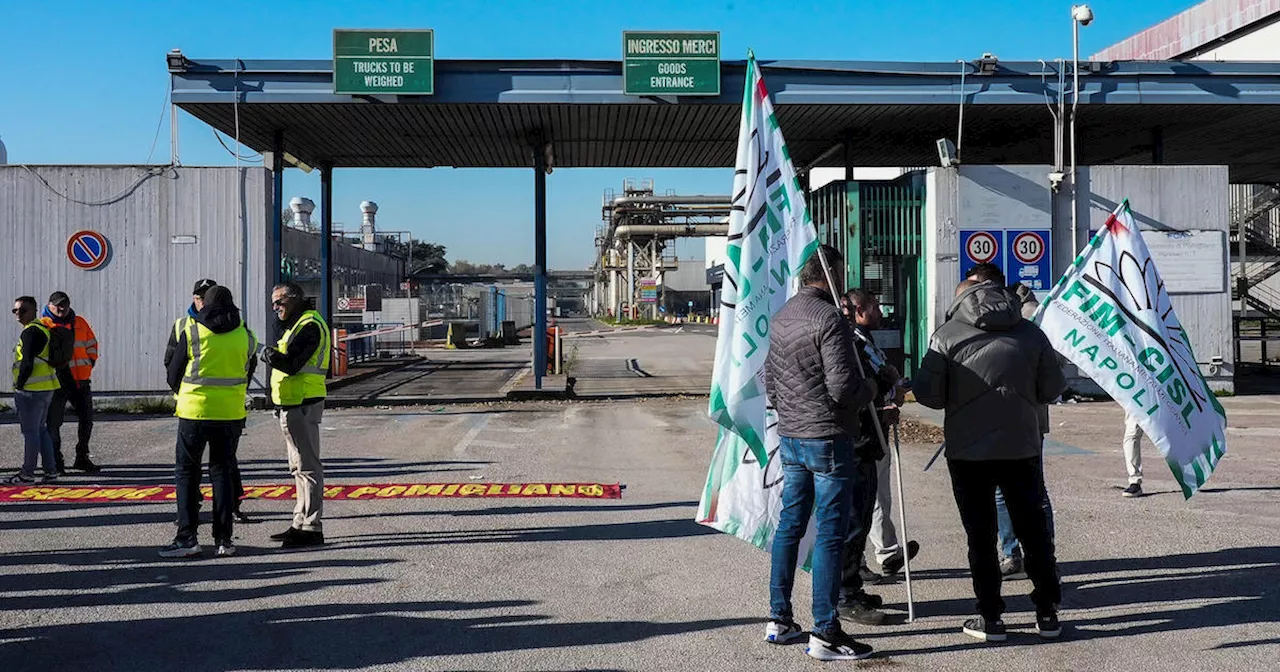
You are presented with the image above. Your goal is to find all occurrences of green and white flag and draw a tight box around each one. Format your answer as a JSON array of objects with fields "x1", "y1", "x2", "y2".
[
  {"x1": 697, "y1": 53, "x2": 819, "y2": 553},
  {"x1": 1035, "y1": 200, "x2": 1228, "y2": 498}
]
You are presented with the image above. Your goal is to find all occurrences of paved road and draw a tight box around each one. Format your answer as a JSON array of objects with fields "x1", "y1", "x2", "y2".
[
  {"x1": 563, "y1": 319, "x2": 716, "y2": 398},
  {"x1": 0, "y1": 397, "x2": 1275, "y2": 671}
]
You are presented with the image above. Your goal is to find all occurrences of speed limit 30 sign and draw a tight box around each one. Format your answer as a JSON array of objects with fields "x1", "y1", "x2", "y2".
[
  {"x1": 1008, "y1": 229, "x2": 1052, "y2": 291},
  {"x1": 959, "y1": 230, "x2": 1004, "y2": 281}
]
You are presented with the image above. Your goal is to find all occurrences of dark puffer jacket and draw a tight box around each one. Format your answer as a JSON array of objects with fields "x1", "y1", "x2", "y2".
[
  {"x1": 765, "y1": 286, "x2": 876, "y2": 440},
  {"x1": 913, "y1": 282, "x2": 1065, "y2": 461}
]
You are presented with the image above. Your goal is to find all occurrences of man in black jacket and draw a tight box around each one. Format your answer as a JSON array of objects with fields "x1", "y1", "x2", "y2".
[
  {"x1": 762, "y1": 245, "x2": 877, "y2": 662},
  {"x1": 914, "y1": 279, "x2": 1066, "y2": 643}
]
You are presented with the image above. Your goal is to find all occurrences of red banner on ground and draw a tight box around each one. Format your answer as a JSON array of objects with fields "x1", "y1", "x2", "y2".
[{"x1": 0, "y1": 482, "x2": 623, "y2": 503}]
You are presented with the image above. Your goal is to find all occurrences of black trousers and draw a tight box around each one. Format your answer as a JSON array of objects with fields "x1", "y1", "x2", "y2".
[
  {"x1": 175, "y1": 419, "x2": 242, "y2": 542},
  {"x1": 48, "y1": 373, "x2": 94, "y2": 466},
  {"x1": 948, "y1": 457, "x2": 1061, "y2": 620},
  {"x1": 840, "y1": 459, "x2": 878, "y2": 600}
]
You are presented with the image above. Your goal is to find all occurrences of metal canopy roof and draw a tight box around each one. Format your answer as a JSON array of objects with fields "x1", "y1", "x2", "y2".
[{"x1": 170, "y1": 57, "x2": 1280, "y2": 182}]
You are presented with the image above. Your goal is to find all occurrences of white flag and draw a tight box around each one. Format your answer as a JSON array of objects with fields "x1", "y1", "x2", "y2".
[
  {"x1": 1035, "y1": 200, "x2": 1228, "y2": 498},
  {"x1": 697, "y1": 53, "x2": 819, "y2": 554}
]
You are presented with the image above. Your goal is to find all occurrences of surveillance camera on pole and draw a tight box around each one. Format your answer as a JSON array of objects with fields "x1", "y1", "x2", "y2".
[{"x1": 1072, "y1": 4, "x2": 1094, "y2": 26}]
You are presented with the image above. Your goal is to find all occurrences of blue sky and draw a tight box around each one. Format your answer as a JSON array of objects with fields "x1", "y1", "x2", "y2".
[{"x1": 2, "y1": 0, "x2": 1190, "y2": 269}]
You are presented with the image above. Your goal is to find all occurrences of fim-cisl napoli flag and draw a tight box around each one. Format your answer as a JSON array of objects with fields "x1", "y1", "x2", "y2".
[
  {"x1": 1034, "y1": 200, "x2": 1228, "y2": 498},
  {"x1": 697, "y1": 53, "x2": 819, "y2": 554}
]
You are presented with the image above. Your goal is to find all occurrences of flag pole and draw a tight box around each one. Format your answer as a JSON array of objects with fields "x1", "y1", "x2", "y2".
[{"x1": 892, "y1": 423, "x2": 916, "y2": 622}]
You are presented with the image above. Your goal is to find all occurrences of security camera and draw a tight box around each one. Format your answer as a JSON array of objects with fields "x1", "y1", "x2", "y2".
[
  {"x1": 1072, "y1": 5, "x2": 1094, "y2": 26},
  {"x1": 937, "y1": 138, "x2": 959, "y2": 167},
  {"x1": 1049, "y1": 171, "x2": 1065, "y2": 192}
]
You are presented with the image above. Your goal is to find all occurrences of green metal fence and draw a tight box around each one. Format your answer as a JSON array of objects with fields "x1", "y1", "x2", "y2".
[{"x1": 810, "y1": 172, "x2": 928, "y2": 376}]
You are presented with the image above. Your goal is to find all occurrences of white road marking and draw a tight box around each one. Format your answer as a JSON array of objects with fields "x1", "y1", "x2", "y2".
[{"x1": 452, "y1": 415, "x2": 492, "y2": 456}]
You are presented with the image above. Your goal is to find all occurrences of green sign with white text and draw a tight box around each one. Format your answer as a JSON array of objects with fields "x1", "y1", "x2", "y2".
[
  {"x1": 623, "y1": 31, "x2": 720, "y2": 96},
  {"x1": 333, "y1": 29, "x2": 434, "y2": 96}
]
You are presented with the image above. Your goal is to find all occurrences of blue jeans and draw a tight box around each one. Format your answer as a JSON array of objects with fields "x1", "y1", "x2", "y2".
[
  {"x1": 770, "y1": 434, "x2": 854, "y2": 636},
  {"x1": 15, "y1": 389, "x2": 56, "y2": 477},
  {"x1": 995, "y1": 478, "x2": 1055, "y2": 559}
]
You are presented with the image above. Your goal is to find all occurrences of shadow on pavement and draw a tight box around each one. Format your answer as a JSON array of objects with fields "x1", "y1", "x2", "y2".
[
  {"x1": 870, "y1": 547, "x2": 1279, "y2": 656},
  {"x1": 328, "y1": 517, "x2": 718, "y2": 550},
  {"x1": 0, "y1": 599, "x2": 752, "y2": 670}
]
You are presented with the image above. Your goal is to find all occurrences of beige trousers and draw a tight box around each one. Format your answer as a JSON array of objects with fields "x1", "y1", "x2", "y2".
[{"x1": 280, "y1": 401, "x2": 324, "y2": 531}]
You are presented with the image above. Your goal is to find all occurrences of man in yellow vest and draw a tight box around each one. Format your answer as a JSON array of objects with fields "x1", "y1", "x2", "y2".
[
  {"x1": 10, "y1": 296, "x2": 60, "y2": 484},
  {"x1": 260, "y1": 282, "x2": 330, "y2": 549},
  {"x1": 159, "y1": 285, "x2": 258, "y2": 559},
  {"x1": 166, "y1": 279, "x2": 252, "y2": 523}
]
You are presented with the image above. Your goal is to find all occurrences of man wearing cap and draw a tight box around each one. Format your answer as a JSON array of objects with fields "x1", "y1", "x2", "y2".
[
  {"x1": 166, "y1": 279, "x2": 251, "y2": 523},
  {"x1": 41, "y1": 291, "x2": 100, "y2": 473}
]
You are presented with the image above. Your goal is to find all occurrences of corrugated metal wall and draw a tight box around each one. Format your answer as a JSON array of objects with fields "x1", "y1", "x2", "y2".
[
  {"x1": 1, "y1": 166, "x2": 272, "y2": 394},
  {"x1": 1091, "y1": 0, "x2": 1280, "y2": 60}
]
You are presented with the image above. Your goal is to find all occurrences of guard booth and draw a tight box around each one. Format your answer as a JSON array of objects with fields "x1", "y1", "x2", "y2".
[{"x1": 811, "y1": 172, "x2": 928, "y2": 377}]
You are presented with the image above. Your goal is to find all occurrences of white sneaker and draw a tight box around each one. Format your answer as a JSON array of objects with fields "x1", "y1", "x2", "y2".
[
  {"x1": 764, "y1": 620, "x2": 805, "y2": 645},
  {"x1": 807, "y1": 630, "x2": 874, "y2": 661},
  {"x1": 216, "y1": 540, "x2": 237, "y2": 557}
]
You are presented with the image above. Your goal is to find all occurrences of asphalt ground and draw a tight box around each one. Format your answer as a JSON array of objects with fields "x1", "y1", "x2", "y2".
[{"x1": 0, "y1": 397, "x2": 1275, "y2": 671}]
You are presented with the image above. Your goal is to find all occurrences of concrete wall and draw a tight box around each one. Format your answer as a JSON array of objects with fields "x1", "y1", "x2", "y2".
[
  {"x1": 1, "y1": 165, "x2": 273, "y2": 394},
  {"x1": 926, "y1": 164, "x2": 1233, "y2": 392}
]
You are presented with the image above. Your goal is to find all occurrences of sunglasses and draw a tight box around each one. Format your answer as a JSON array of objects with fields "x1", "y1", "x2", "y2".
[{"x1": 12, "y1": 308, "x2": 27, "y2": 315}]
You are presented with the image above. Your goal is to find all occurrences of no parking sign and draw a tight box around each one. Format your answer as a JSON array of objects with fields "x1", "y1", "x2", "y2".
[
  {"x1": 1008, "y1": 229, "x2": 1052, "y2": 291},
  {"x1": 959, "y1": 230, "x2": 1003, "y2": 281},
  {"x1": 66, "y1": 230, "x2": 110, "y2": 270}
]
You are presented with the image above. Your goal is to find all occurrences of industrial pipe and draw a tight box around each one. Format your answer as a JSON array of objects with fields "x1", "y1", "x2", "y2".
[{"x1": 612, "y1": 224, "x2": 730, "y2": 238}]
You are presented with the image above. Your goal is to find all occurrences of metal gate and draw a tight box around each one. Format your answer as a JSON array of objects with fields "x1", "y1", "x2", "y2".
[{"x1": 810, "y1": 172, "x2": 928, "y2": 376}]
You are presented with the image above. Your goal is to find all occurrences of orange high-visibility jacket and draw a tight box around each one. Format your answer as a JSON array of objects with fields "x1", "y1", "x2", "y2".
[{"x1": 40, "y1": 315, "x2": 98, "y2": 381}]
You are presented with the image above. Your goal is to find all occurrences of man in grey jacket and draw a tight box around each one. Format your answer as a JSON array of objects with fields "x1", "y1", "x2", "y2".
[
  {"x1": 915, "y1": 279, "x2": 1066, "y2": 643},
  {"x1": 762, "y1": 244, "x2": 877, "y2": 662}
]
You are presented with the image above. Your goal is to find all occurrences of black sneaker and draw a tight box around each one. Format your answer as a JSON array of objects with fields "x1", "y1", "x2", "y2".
[
  {"x1": 881, "y1": 540, "x2": 920, "y2": 575},
  {"x1": 158, "y1": 538, "x2": 202, "y2": 559},
  {"x1": 234, "y1": 510, "x2": 253, "y2": 524},
  {"x1": 838, "y1": 601, "x2": 887, "y2": 626},
  {"x1": 269, "y1": 527, "x2": 301, "y2": 541},
  {"x1": 1122, "y1": 483, "x2": 1143, "y2": 498},
  {"x1": 764, "y1": 619, "x2": 806, "y2": 645},
  {"x1": 281, "y1": 530, "x2": 325, "y2": 549},
  {"x1": 962, "y1": 616, "x2": 1007, "y2": 642},
  {"x1": 1000, "y1": 555, "x2": 1027, "y2": 580},
  {"x1": 807, "y1": 629, "x2": 874, "y2": 661},
  {"x1": 1036, "y1": 611, "x2": 1062, "y2": 639},
  {"x1": 859, "y1": 564, "x2": 885, "y2": 585},
  {"x1": 850, "y1": 591, "x2": 884, "y2": 609},
  {"x1": 6, "y1": 473, "x2": 37, "y2": 485},
  {"x1": 71, "y1": 458, "x2": 101, "y2": 473},
  {"x1": 215, "y1": 539, "x2": 237, "y2": 557}
]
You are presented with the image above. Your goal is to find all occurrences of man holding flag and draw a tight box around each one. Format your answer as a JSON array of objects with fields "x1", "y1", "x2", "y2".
[
  {"x1": 696, "y1": 52, "x2": 881, "y2": 662},
  {"x1": 764, "y1": 246, "x2": 876, "y2": 660}
]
